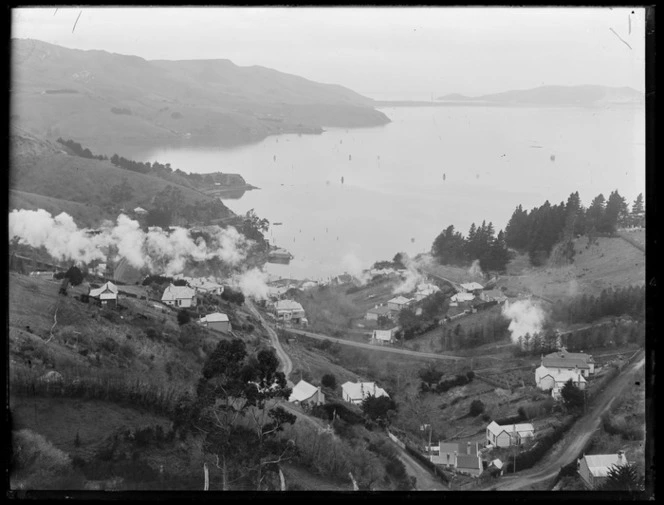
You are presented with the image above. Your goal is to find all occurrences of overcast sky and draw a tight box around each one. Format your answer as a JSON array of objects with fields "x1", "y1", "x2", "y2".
[{"x1": 12, "y1": 6, "x2": 646, "y2": 99}]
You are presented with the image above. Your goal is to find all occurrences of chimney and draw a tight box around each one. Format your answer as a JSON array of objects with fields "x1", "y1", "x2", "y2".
[{"x1": 467, "y1": 441, "x2": 471, "y2": 455}]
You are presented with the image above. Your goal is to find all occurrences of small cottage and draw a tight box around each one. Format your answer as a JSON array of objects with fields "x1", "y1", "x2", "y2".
[
  {"x1": 578, "y1": 451, "x2": 630, "y2": 490},
  {"x1": 288, "y1": 380, "x2": 325, "y2": 407},
  {"x1": 89, "y1": 281, "x2": 119, "y2": 308},
  {"x1": 198, "y1": 312, "x2": 231, "y2": 333},
  {"x1": 341, "y1": 381, "x2": 389, "y2": 405},
  {"x1": 365, "y1": 304, "x2": 392, "y2": 321},
  {"x1": 387, "y1": 296, "x2": 413, "y2": 312},
  {"x1": 161, "y1": 284, "x2": 197, "y2": 308},
  {"x1": 486, "y1": 421, "x2": 535, "y2": 448}
]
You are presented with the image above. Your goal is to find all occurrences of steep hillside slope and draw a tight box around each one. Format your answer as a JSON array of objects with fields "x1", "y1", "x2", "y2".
[{"x1": 11, "y1": 38, "x2": 390, "y2": 152}]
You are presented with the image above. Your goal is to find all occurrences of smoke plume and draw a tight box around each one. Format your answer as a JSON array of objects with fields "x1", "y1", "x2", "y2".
[
  {"x1": 341, "y1": 253, "x2": 370, "y2": 285},
  {"x1": 392, "y1": 253, "x2": 425, "y2": 295},
  {"x1": 9, "y1": 209, "x2": 251, "y2": 276},
  {"x1": 467, "y1": 259, "x2": 484, "y2": 279},
  {"x1": 501, "y1": 299, "x2": 546, "y2": 344},
  {"x1": 230, "y1": 268, "x2": 271, "y2": 300}
]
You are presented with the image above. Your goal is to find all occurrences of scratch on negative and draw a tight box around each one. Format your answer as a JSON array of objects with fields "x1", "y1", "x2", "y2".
[
  {"x1": 609, "y1": 27, "x2": 632, "y2": 50},
  {"x1": 72, "y1": 10, "x2": 82, "y2": 33}
]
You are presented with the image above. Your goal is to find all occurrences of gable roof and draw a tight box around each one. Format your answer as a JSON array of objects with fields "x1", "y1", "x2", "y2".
[
  {"x1": 388, "y1": 296, "x2": 412, "y2": 305},
  {"x1": 582, "y1": 454, "x2": 629, "y2": 477},
  {"x1": 367, "y1": 305, "x2": 392, "y2": 315},
  {"x1": 275, "y1": 299, "x2": 304, "y2": 312},
  {"x1": 460, "y1": 282, "x2": 484, "y2": 291},
  {"x1": 288, "y1": 380, "x2": 319, "y2": 402},
  {"x1": 199, "y1": 312, "x2": 229, "y2": 323},
  {"x1": 89, "y1": 281, "x2": 119, "y2": 298},
  {"x1": 451, "y1": 292, "x2": 475, "y2": 302},
  {"x1": 487, "y1": 421, "x2": 534, "y2": 437},
  {"x1": 456, "y1": 454, "x2": 482, "y2": 470},
  {"x1": 161, "y1": 284, "x2": 196, "y2": 301},
  {"x1": 341, "y1": 381, "x2": 389, "y2": 401},
  {"x1": 543, "y1": 347, "x2": 594, "y2": 368}
]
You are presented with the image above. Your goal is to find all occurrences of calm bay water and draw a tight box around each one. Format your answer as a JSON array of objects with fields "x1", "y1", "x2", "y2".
[{"x1": 131, "y1": 105, "x2": 645, "y2": 280}]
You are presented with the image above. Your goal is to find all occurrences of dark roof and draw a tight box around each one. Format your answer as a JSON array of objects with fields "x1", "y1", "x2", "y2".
[{"x1": 456, "y1": 454, "x2": 482, "y2": 470}]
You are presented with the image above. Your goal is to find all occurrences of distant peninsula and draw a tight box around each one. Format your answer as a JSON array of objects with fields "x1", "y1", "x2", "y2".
[{"x1": 11, "y1": 38, "x2": 391, "y2": 154}]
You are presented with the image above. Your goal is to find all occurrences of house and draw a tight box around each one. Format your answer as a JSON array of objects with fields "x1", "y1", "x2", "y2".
[
  {"x1": 188, "y1": 278, "x2": 224, "y2": 295},
  {"x1": 578, "y1": 451, "x2": 629, "y2": 489},
  {"x1": 365, "y1": 304, "x2": 392, "y2": 321},
  {"x1": 387, "y1": 296, "x2": 413, "y2": 312},
  {"x1": 274, "y1": 299, "x2": 306, "y2": 323},
  {"x1": 428, "y1": 441, "x2": 483, "y2": 477},
  {"x1": 371, "y1": 327, "x2": 399, "y2": 344},
  {"x1": 341, "y1": 381, "x2": 389, "y2": 405},
  {"x1": 288, "y1": 380, "x2": 325, "y2": 407},
  {"x1": 536, "y1": 366, "x2": 587, "y2": 399},
  {"x1": 480, "y1": 289, "x2": 508, "y2": 303},
  {"x1": 487, "y1": 458, "x2": 504, "y2": 476},
  {"x1": 89, "y1": 281, "x2": 119, "y2": 308},
  {"x1": 133, "y1": 206, "x2": 148, "y2": 215},
  {"x1": 486, "y1": 421, "x2": 535, "y2": 448},
  {"x1": 542, "y1": 347, "x2": 595, "y2": 377},
  {"x1": 459, "y1": 282, "x2": 484, "y2": 295},
  {"x1": 414, "y1": 283, "x2": 440, "y2": 301},
  {"x1": 450, "y1": 292, "x2": 475, "y2": 306},
  {"x1": 197, "y1": 312, "x2": 231, "y2": 332},
  {"x1": 161, "y1": 284, "x2": 197, "y2": 308}
]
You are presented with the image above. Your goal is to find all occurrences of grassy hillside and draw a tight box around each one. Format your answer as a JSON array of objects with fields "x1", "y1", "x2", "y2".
[
  {"x1": 9, "y1": 129, "x2": 233, "y2": 227},
  {"x1": 11, "y1": 38, "x2": 390, "y2": 152}
]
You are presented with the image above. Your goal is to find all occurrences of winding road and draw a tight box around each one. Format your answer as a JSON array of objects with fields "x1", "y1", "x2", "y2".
[
  {"x1": 287, "y1": 328, "x2": 465, "y2": 362},
  {"x1": 484, "y1": 351, "x2": 645, "y2": 491}
]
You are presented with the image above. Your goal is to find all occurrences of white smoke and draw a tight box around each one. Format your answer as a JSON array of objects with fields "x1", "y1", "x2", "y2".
[
  {"x1": 9, "y1": 209, "x2": 251, "y2": 276},
  {"x1": 230, "y1": 268, "x2": 271, "y2": 300},
  {"x1": 501, "y1": 299, "x2": 547, "y2": 345},
  {"x1": 341, "y1": 253, "x2": 370, "y2": 285},
  {"x1": 467, "y1": 259, "x2": 484, "y2": 279},
  {"x1": 392, "y1": 253, "x2": 425, "y2": 295}
]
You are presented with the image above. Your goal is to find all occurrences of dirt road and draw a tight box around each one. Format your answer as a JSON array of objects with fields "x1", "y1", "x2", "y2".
[
  {"x1": 246, "y1": 300, "x2": 294, "y2": 386},
  {"x1": 391, "y1": 443, "x2": 448, "y2": 491},
  {"x1": 288, "y1": 328, "x2": 465, "y2": 362},
  {"x1": 486, "y1": 351, "x2": 645, "y2": 491}
]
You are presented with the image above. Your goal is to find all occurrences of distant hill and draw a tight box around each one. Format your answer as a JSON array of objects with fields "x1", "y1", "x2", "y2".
[
  {"x1": 437, "y1": 85, "x2": 644, "y2": 106},
  {"x1": 11, "y1": 38, "x2": 390, "y2": 153}
]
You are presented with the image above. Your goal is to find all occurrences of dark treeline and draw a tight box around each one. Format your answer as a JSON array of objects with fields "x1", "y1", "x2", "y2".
[
  {"x1": 505, "y1": 190, "x2": 644, "y2": 266},
  {"x1": 551, "y1": 285, "x2": 646, "y2": 325},
  {"x1": 56, "y1": 138, "x2": 108, "y2": 161},
  {"x1": 439, "y1": 313, "x2": 511, "y2": 351},
  {"x1": 431, "y1": 220, "x2": 510, "y2": 272}
]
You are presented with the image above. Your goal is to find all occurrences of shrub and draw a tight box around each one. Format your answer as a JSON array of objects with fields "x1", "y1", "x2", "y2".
[
  {"x1": 469, "y1": 399, "x2": 485, "y2": 416},
  {"x1": 177, "y1": 309, "x2": 191, "y2": 326},
  {"x1": 321, "y1": 373, "x2": 337, "y2": 389}
]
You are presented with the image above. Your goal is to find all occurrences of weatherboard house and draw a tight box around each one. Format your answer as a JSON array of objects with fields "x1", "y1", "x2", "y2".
[
  {"x1": 341, "y1": 381, "x2": 389, "y2": 405},
  {"x1": 486, "y1": 421, "x2": 535, "y2": 448},
  {"x1": 371, "y1": 327, "x2": 399, "y2": 344},
  {"x1": 288, "y1": 380, "x2": 325, "y2": 407},
  {"x1": 89, "y1": 281, "x2": 119, "y2": 308},
  {"x1": 535, "y1": 365, "x2": 587, "y2": 399},
  {"x1": 161, "y1": 284, "x2": 197, "y2": 308},
  {"x1": 428, "y1": 441, "x2": 483, "y2": 477},
  {"x1": 578, "y1": 451, "x2": 629, "y2": 490},
  {"x1": 387, "y1": 296, "x2": 413, "y2": 312},
  {"x1": 274, "y1": 299, "x2": 306, "y2": 323},
  {"x1": 197, "y1": 312, "x2": 231, "y2": 333},
  {"x1": 365, "y1": 304, "x2": 392, "y2": 321},
  {"x1": 541, "y1": 347, "x2": 595, "y2": 377},
  {"x1": 459, "y1": 282, "x2": 484, "y2": 295}
]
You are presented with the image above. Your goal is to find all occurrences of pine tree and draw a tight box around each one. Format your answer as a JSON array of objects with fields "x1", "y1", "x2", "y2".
[{"x1": 630, "y1": 193, "x2": 645, "y2": 227}]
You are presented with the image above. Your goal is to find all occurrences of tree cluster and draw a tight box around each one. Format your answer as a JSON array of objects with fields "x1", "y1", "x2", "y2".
[
  {"x1": 439, "y1": 314, "x2": 511, "y2": 351},
  {"x1": 431, "y1": 221, "x2": 510, "y2": 272},
  {"x1": 221, "y1": 287, "x2": 245, "y2": 306},
  {"x1": 419, "y1": 371, "x2": 474, "y2": 394},
  {"x1": 505, "y1": 190, "x2": 642, "y2": 266},
  {"x1": 551, "y1": 286, "x2": 646, "y2": 325},
  {"x1": 56, "y1": 138, "x2": 107, "y2": 161},
  {"x1": 397, "y1": 291, "x2": 450, "y2": 340}
]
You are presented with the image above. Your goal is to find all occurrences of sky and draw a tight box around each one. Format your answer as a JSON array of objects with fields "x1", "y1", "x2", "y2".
[{"x1": 12, "y1": 6, "x2": 646, "y2": 100}]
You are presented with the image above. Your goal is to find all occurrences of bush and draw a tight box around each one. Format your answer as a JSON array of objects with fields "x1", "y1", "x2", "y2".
[
  {"x1": 469, "y1": 399, "x2": 485, "y2": 416},
  {"x1": 321, "y1": 373, "x2": 337, "y2": 389},
  {"x1": 177, "y1": 309, "x2": 191, "y2": 326}
]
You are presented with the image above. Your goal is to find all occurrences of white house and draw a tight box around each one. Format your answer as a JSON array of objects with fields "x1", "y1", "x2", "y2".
[
  {"x1": 459, "y1": 282, "x2": 484, "y2": 294},
  {"x1": 414, "y1": 283, "x2": 440, "y2": 301},
  {"x1": 341, "y1": 381, "x2": 389, "y2": 405},
  {"x1": 578, "y1": 451, "x2": 629, "y2": 490},
  {"x1": 198, "y1": 312, "x2": 231, "y2": 332},
  {"x1": 371, "y1": 327, "x2": 399, "y2": 344},
  {"x1": 188, "y1": 278, "x2": 224, "y2": 295},
  {"x1": 89, "y1": 281, "x2": 119, "y2": 308},
  {"x1": 387, "y1": 296, "x2": 413, "y2": 312},
  {"x1": 542, "y1": 347, "x2": 595, "y2": 377},
  {"x1": 428, "y1": 441, "x2": 483, "y2": 477},
  {"x1": 366, "y1": 304, "x2": 392, "y2": 321},
  {"x1": 274, "y1": 299, "x2": 306, "y2": 323},
  {"x1": 161, "y1": 284, "x2": 197, "y2": 308},
  {"x1": 536, "y1": 366, "x2": 587, "y2": 399},
  {"x1": 288, "y1": 380, "x2": 325, "y2": 407},
  {"x1": 486, "y1": 421, "x2": 535, "y2": 448},
  {"x1": 480, "y1": 289, "x2": 508, "y2": 303},
  {"x1": 450, "y1": 292, "x2": 475, "y2": 306}
]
